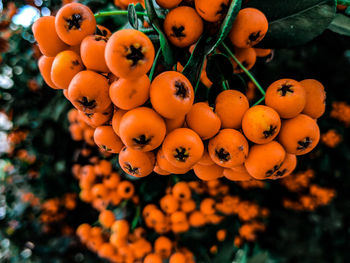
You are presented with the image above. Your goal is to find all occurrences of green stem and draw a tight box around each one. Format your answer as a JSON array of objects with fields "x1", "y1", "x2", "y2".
[
  {"x1": 94, "y1": 10, "x2": 148, "y2": 18},
  {"x1": 253, "y1": 96, "x2": 265, "y2": 106},
  {"x1": 221, "y1": 42, "x2": 265, "y2": 96},
  {"x1": 139, "y1": 28, "x2": 155, "y2": 33},
  {"x1": 222, "y1": 80, "x2": 229, "y2": 90},
  {"x1": 149, "y1": 48, "x2": 162, "y2": 81}
]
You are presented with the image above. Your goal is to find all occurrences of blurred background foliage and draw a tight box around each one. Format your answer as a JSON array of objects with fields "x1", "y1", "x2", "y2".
[{"x1": 0, "y1": 0, "x2": 349, "y2": 262}]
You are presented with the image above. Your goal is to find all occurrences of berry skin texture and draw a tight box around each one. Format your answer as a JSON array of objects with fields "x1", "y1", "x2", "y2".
[
  {"x1": 170, "y1": 252, "x2": 187, "y2": 263},
  {"x1": 162, "y1": 128, "x2": 204, "y2": 169},
  {"x1": 118, "y1": 146, "x2": 155, "y2": 177},
  {"x1": 265, "y1": 79, "x2": 306, "y2": 119},
  {"x1": 150, "y1": 71, "x2": 194, "y2": 119},
  {"x1": 109, "y1": 75, "x2": 150, "y2": 110},
  {"x1": 55, "y1": 3, "x2": 96, "y2": 46},
  {"x1": 223, "y1": 165, "x2": 252, "y2": 181},
  {"x1": 229, "y1": 8, "x2": 268, "y2": 48},
  {"x1": 51, "y1": 50, "x2": 84, "y2": 90},
  {"x1": 32, "y1": 16, "x2": 68, "y2": 57},
  {"x1": 119, "y1": 107, "x2": 166, "y2": 152},
  {"x1": 105, "y1": 29, "x2": 155, "y2": 79},
  {"x1": 215, "y1": 90, "x2": 249, "y2": 129},
  {"x1": 186, "y1": 102, "x2": 221, "y2": 140},
  {"x1": 300, "y1": 79, "x2": 326, "y2": 119},
  {"x1": 156, "y1": 0, "x2": 182, "y2": 9},
  {"x1": 195, "y1": 0, "x2": 230, "y2": 22},
  {"x1": 164, "y1": 6, "x2": 204, "y2": 48},
  {"x1": 208, "y1": 129, "x2": 249, "y2": 168},
  {"x1": 68, "y1": 70, "x2": 112, "y2": 114},
  {"x1": 245, "y1": 141, "x2": 286, "y2": 180},
  {"x1": 278, "y1": 114, "x2": 320, "y2": 155},
  {"x1": 242, "y1": 105, "x2": 281, "y2": 144},
  {"x1": 80, "y1": 35, "x2": 109, "y2": 73},
  {"x1": 38, "y1": 56, "x2": 58, "y2": 89},
  {"x1": 193, "y1": 163, "x2": 224, "y2": 181},
  {"x1": 232, "y1": 47, "x2": 257, "y2": 74},
  {"x1": 156, "y1": 148, "x2": 192, "y2": 175},
  {"x1": 269, "y1": 153, "x2": 297, "y2": 179},
  {"x1": 93, "y1": 126, "x2": 124, "y2": 154}
]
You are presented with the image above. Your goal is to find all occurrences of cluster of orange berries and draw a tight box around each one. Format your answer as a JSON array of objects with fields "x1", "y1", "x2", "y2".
[
  {"x1": 330, "y1": 101, "x2": 350, "y2": 126},
  {"x1": 321, "y1": 129, "x2": 342, "y2": 148},
  {"x1": 75, "y1": 179, "x2": 268, "y2": 262},
  {"x1": 143, "y1": 180, "x2": 268, "y2": 238},
  {"x1": 72, "y1": 158, "x2": 139, "y2": 212},
  {"x1": 281, "y1": 170, "x2": 336, "y2": 211},
  {"x1": 39, "y1": 193, "x2": 77, "y2": 224},
  {"x1": 77, "y1": 219, "x2": 196, "y2": 263}
]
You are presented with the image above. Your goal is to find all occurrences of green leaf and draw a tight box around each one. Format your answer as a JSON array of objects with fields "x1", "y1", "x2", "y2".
[
  {"x1": 182, "y1": 37, "x2": 207, "y2": 91},
  {"x1": 182, "y1": 0, "x2": 241, "y2": 89},
  {"x1": 209, "y1": 0, "x2": 243, "y2": 53},
  {"x1": 206, "y1": 54, "x2": 233, "y2": 83},
  {"x1": 127, "y1": 4, "x2": 139, "y2": 29},
  {"x1": 328, "y1": 13, "x2": 350, "y2": 36},
  {"x1": 247, "y1": 0, "x2": 337, "y2": 48},
  {"x1": 144, "y1": 0, "x2": 175, "y2": 67}
]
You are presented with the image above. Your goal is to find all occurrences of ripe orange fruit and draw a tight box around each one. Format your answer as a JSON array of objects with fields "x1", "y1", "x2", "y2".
[
  {"x1": 215, "y1": 90, "x2": 249, "y2": 129},
  {"x1": 105, "y1": 29, "x2": 155, "y2": 79},
  {"x1": 245, "y1": 141, "x2": 286, "y2": 180},
  {"x1": 38, "y1": 56, "x2": 57, "y2": 89},
  {"x1": 208, "y1": 129, "x2": 249, "y2": 168},
  {"x1": 119, "y1": 107, "x2": 166, "y2": 152},
  {"x1": 118, "y1": 146, "x2": 155, "y2": 177},
  {"x1": 109, "y1": 75, "x2": 150, "y2": 110},
  {"x1": 242, "y1": 105, "x2": 281, "y2": 144},
  {"x1": 93, "y1": 126, "x2": 124, "y2": 153},
  {"x1": 186, "y1": 102, "x2": 221, "y2": 140},
  {"x1": 223, "y1": 165, "x2": 252, "y2": 181},
  {"x1": 32, "y1": 16, "x2": 68, "y2": 57},
  {"x1": 195, "y1": 0, "x2": 230, "y2": 22},
  {"x1": 68, "y1": 70, "x2": 111, "y2": 113},
  {"x1": 164, "y1": 6, "x2": 203, "y2": 48},
  {"x1": 55, "y1": 3, "x2": 96, "y2": 45},
  {"x1": 162, "y1": 128, "x2": 204, "y2": 169},
  {"x1": 229, "y1": 8, "x2": 268, "y2": 48},
  {"x1": 278, "y1": 114, "x2": 320, "y2": 155},
  {"x1": 51, "y1": 50, "x2": 84, "y2": 90},
  {"x1": 265, "y1": 79, "x2": 306, "y2": 119},
  {"x1": 193, "y1": 163, "x2": 224, "y2": 181},
  {"x1": 150, "y1": 71, "x2": 194, "y2": 119},
  {"x1": 300, "y1": 79, "x2": 326, "y2": 119},
  {"x1": 80, "y1": 35, "x2": 109, "y2": 73}
]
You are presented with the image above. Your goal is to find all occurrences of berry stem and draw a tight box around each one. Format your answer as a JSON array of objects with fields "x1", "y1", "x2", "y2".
[
  {"x1": 253, "y1": 96, "x2": 265, "y2": 106},
  {"x1": 221, "y1": 42, "x2": 265, "y2": 96},
  {"x1": 94, "y1": 10, "x2": 148, "y2": 18},
  {"x1": 149, "y1": 48, "x2": 162, "y2": 81},
  {"x1": 222, "y1": 80, "x2": 229, "y2": 90}
]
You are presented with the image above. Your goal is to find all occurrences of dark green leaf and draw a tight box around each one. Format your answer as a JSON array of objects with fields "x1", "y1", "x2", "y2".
[
  {"x1": 144, "y1": 0, "x2": 175, "y2": 67},
  {"x1": 209, "y1": 0, "x2": 243, "y2": 53},
  {"x1": 328, "y1": 13, "x2": 350, "y2": 36},
  {"x1": 206, "y1": 53, "x2": 234, "y2": 83},
  {"x1": 182, "y1": 0, "x2": 241, "y2": 89},
  {"x1": 247, "y1": 0, "x2": 337, "y2": 48},
  {"x1": 134, "y1": 2, "x2": 145, "y2": 12},
  {"x1": 127, "y1": 4, "x2": 139, "y2": 29},
  {"x1": 182, "y1": 37, "x2": 207, "y2": 91}
]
